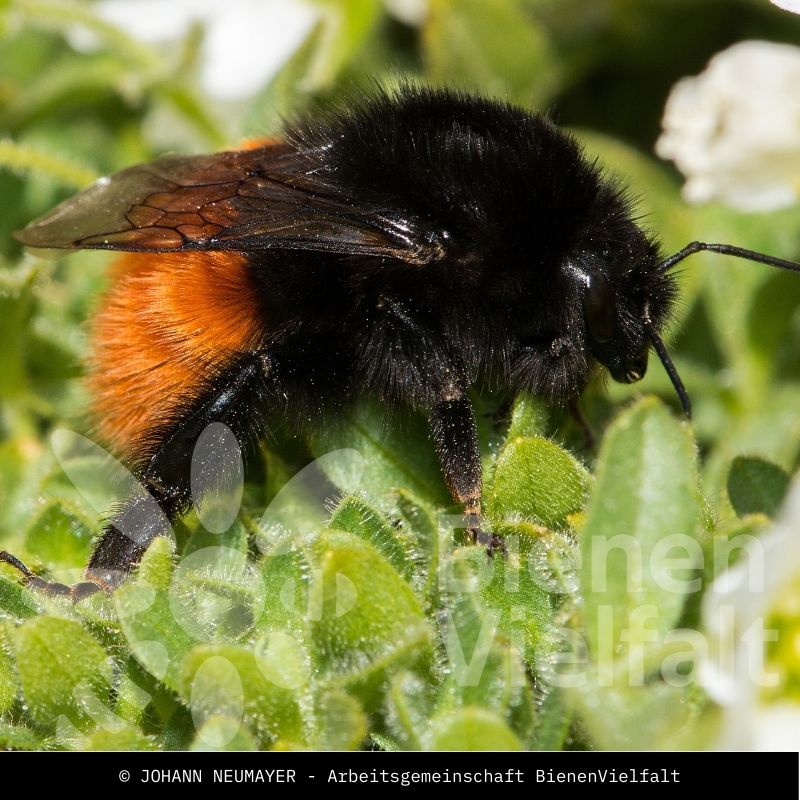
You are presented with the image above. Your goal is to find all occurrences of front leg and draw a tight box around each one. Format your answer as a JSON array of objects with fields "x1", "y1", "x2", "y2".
[
  {"x1": 369, "y1": 296, "x2": 505, "y2": 554},
  {"x1": 428, "y1": 389, "x2": 505, "y2": 555}
]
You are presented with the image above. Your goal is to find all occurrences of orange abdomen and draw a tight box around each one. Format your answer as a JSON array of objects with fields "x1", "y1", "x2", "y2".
[{"x1": 89, "y1": 250, "x2": 265, "y2": 458}]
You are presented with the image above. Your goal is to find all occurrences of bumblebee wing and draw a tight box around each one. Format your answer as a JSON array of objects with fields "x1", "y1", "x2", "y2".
[{"x1": 14, "y1": 144, "x2": 442, "y2": 265}]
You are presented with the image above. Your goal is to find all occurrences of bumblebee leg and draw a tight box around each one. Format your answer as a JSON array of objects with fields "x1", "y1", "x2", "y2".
[
  {"x1": 0, "y1": 550, "x2": 100, "y2": 599},
  {"x1": 428, "y1": 389, "x2": 505, "y2": 556},
  {"x1": 84, "y1": 351, "x2": 274, "y2": 593},
  {"x1": 374, "y1": 297, "x2": 504, "y2": 553},
  {"x1": 1, "y1": 351, "x2": 275, "y2": 600}
]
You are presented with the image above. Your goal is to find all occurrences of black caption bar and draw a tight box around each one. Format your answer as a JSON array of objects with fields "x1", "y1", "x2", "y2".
[{"x1": 3, "y1": 751, "x2": 798, "y2": 794}]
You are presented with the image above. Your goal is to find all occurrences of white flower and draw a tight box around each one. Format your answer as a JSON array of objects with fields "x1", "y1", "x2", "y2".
[
  {"x1": 383, "y1": 0, "x2": 428, "y2": 26},
  {"x1": 700, "y1": 477, "x2": 800, "y2": 750},
  {"x1": 771, "y1": 0, "x2": 800, "y2": 13},
  {"x1": 656, "y1": 41, "x2": 800, "y2": 211},
  {"x1": 71, "y1": 0, "x2": 319, "y2": 102}
]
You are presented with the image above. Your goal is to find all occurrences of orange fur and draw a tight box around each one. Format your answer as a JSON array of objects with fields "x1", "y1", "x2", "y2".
[
  {"x1": 238, "y1": 136, "x2": 278, "y2": 149},
  {"x1": 89, "y1": 251, "x2": 265, "y2": 457}
]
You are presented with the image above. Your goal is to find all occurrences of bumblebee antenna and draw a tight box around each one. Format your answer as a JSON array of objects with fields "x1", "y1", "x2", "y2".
[
  {"x1": 658, "y1": 241, "x2": 800, "y2": 274},
  {"x1": 648, "y1": 240, "x2": 800, "y2": 419},
  {"x1": 644, "y1": 319, "x2": 691, "y2": 419}
]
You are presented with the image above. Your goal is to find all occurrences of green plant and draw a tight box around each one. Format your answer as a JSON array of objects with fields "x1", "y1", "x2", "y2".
[{"x1": 1, "y1": 0, "x2": 798, "y2": 751}]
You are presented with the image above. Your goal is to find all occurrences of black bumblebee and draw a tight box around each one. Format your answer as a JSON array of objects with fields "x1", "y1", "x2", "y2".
[{"x1": 2, "y1": 87, "x2": 799, "y2": 599}]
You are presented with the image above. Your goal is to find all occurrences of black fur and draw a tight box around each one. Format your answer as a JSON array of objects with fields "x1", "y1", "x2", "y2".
[{"x1": 245, "y1": 89, "x2": 674, "y2": 416}]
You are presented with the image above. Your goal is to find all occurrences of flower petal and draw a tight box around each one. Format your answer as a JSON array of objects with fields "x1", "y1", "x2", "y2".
[{"x1": 657, "y1": 41, "x2": 800, "y2": 211}]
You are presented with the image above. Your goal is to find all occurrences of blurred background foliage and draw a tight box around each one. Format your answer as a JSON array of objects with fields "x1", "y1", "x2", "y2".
[{"x1": 0, "y1": 0, "x2": 799, "y2": 751}]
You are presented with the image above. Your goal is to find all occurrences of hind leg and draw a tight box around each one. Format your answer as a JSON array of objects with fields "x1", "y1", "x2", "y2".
[{"x1": 0, "y1": 351, "x2": 275, "y2": 600}]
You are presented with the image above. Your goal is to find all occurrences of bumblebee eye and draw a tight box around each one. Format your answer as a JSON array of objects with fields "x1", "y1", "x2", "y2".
[{"x1": 582, "y1": 272, "x2": 617, "y2": 343}]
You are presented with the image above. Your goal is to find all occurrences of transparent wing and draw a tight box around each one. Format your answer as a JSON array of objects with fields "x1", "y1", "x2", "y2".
[{"x1": 16, "y1": 143, "x2": 442, "y2": 265}]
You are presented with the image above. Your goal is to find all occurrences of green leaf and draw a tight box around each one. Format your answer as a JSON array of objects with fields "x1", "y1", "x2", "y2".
[
  {"x1": 727, "y1": 456, "x2": 790, "y2": 518},
  {"x1": 440, "y1": 557, "x2": 528, "y2": 709},
  {"x1": 190, "y1": 717, "x2": 259, "y2": 751},
  {"x1": 434, "y1": 572, "x2": 533, "y2": 738},
  {"x1": 329, "y1": 495, "x2": 416, "y2": 581},
  {"x1": 313, "y1": 689, "x2": 368, "y2": 751},
  {"x1": 24, "y1": 500, "x2": 93, "y2": 569},
  {"x1": 0, "y1": 431, "x2": 49, "y2": 536},
  {"x1": 681, "y1": 514, "x2": 770, "y2": 630},
  {"x1": 504, "y1": 393, "x2": 554, "y2": 442},
  {"x1": 747, "y1": 270, "x2": 800, "y2": 386},
  {"x1": 394, "y1": 489, "x2": 441, "y2": 606},
  {"x1": 114, "y1": 671, "x2": 152, "y2": 727},
  {"x1": 155, "y1": 85, "x2": 227, "y2": 150},
  {"x1": 574, "y1": 681, "x2": 710, "y2": 750},
  {"x1": 254, "y1": 448, "x2": 339, "y2": 546},
  {"x1": 428, "y1": 707, "x2": 523, "y2": 751},
  {"x1": 245, "y1": 23, "x2": 324, "y2": 136},
  {"x1": 370, "y1": 732, "x2": 401, "y2": 751},
  {"x1": 170, "y1": 532, "x2": 266, "y2": 644},
  {"x1": 0, "y1": 575, "x2": 39, "y2": 619},
  {"x1": 245, "y1": 0, "x2": 381, "y2": 135},
  {"x1": 488, "y1": 436, "x2": 589, "y2": 529},
  {"x1": 707, "y1": 515, "x2": 771, "y2": 579},
  {"x1": 529, "y1": 686, "x2": 572, "y2": 751},
  {"x1": 441, "y1": 524, "x2": 558, "y2": 675},
  {"x1": 114, "y1": 537, "x2": 194, "y2": 692},
  {"x1": 581, "y1": 398, "x2": 702, "y2": 666},
  {"x1": 257, "y1": 547, "x2": 311, "y2": 637},
  {"x1": 310, "y1": 0, "x2": 382, "y2": 87},
  {"x1": 431, "y1": 540, "x2": 544, "y2": 745},
  {"x1": 385, "y1": 671, "x2": 434, "y2": 750},
  {"x1": 0, "y1": 262, "x2": 36, "y2": 400},
  {"x1": 81, "y1": 727, "x2": 157, "y2": 751},
  {"x1": 0, "y1": 138, "x2": 97, "y2": 188},
  {"x1": 180, "y1": 644, "x2": 306, "y2": 748},
  {"x1": 310, "y1": 530, "x2": 433, "y2": 700},
  {"x1": 480, "y1": 526, "x2": 561, "y2": 654},
  {"x1": 312, "y1": 403, "x2": 450, "y2": 507},
  {"x1": 0, "y1": 721, "x2": 44, "y2": 750},
  {"x1": 183, "y1": 652, "x2": 245, "y2": 746},
  {"x1": 0, "y1": 642, "x2": 17, "y2": 714},
  {"x1": 6, "y1": 0, "x2": 162, "y2": 71},
  {"x1": 702, "y1": 385, "x2": 800, "y2": 505},
  {"x1": 183, "y1": 515, "x2": 248, "y2": 559},
  {"x1": 424, "y1": 0, "x2": 559, "y2": 108},
  {"x1": 252, "y1": 628, "x2": 311, "y2": 695},
  {"x1": 14, "y1": 615, "x2": 111, "y2": 726},
  {"x1": 687, "y1": 206, "x2": 800, "y2": 410}
]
